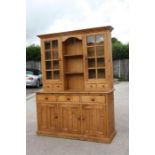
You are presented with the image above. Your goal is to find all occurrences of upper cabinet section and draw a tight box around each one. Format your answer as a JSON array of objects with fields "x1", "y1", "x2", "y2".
[{"x1": 38, "y1": 26, "x2": 113, "y2": 91}]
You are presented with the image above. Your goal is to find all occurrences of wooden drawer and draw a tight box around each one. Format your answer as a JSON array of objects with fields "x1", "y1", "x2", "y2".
[
  {"x1": 37, "y1": 94, "x2": 56, "y2": 102},
  {"x1": 85, "y1": 83, "x2": 96, "y2": 90},
  {"x1": 97, "y1": 83, "x2": 108, "y2": 90},
  {"x1": 57, "y1": 96, "x2": 80, "y2": 102},
  {"x1": 81, "y1": 96, "x2": 105, "y2": 103},
  {"x1": 54, "y1": 84, "x2": 63, "y2": 91},
  {"x1": 44, "y1": 84, "x2": 53, "y2": 90}
]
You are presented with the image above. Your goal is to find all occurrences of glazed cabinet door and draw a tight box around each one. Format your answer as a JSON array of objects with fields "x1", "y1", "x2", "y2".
[
  {"x1": 84, "y1": 33, "x2": 108, "y2": 91},
  {"x1": 42, "y1": 38, "x2": 64, "y2": 91},
  {"x1": 59, "y1": 103, "x2": 81, "y2": 134},
  {"x1": 81, "y1": 104, "x2": 106, "y2": 136}
]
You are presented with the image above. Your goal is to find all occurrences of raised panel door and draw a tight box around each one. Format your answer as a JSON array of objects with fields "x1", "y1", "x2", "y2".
[
  {"x1": 47, "y1": 103, "x2": 58, "y2": 131},
  {"x1": 59, "y1": 103, "x2": 81, "y2": 134},
  {"x1": 38, "y1": 104, "x2": 48, "y2": 130},
  {"x1": 81, "y1": 104, "x2": 106, "y2": 136}
]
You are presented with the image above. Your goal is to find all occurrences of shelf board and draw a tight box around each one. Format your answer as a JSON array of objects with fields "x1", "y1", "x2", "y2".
[
  {"x1": 53, "y1": 59, "x2": 59, "y2": 61},
  {"x1": 64, "y1": 54, "x2": 83, "y2": 57},
  {"x1": 45, "y1": 59, "x2": 59, "y2": 61},
  {"x1": 53, "y1": 69, "x2": 59, "y2": 71},
  {"x1": 97, "y1": 67, "x2": 105, "y2": 69},
  {"x1": 45, "y1": 59, "x2": 51, "y2": 61},
  {"x1": 87, "y1": 45, "x2": 104, "y2": 47},
  {"x1": 88, "y1": 56, "x2": 104, "y2": 59},
  {"x1": 88, "y1": 57, "x2": 95, "y2": 59},
  {"x1": 88, "y1": 67, "x2": 105, "y2": 70},
  {"x1": 96, "y1": 56, "x2": 104, "y2": 58},
  {"x1": 65, "y1": 72, "x2": 84, "y2": 75},
  {"x1": 88, "y1": 67, "x2": 96, "y2": 70}
]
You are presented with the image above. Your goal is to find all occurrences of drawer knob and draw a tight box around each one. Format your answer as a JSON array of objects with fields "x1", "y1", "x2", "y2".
[
  {"x1": 54, "y1": 116, "x2": 58, "y2": 119},
  {"x1": 91, "y1": 98, "x2": 95, "y2": 101},
  {"x1": 67, "y1": 97, "x2": 71, "y2": 101},
  {"x1": 90, "y1": 85, "x2": 92, "y2": 88},
  {"x1": 82, "y1": 117, "x2": 85, "y2": 121},
  {"x1": 57, "y1": 85, "x2": 59, "y2": 88},
  {"x1": 77, "y1": 117, "x2": 81, "y2": 120},
  {"x1": 45, "y1": 97, "x2": 48, "y2": 100}
]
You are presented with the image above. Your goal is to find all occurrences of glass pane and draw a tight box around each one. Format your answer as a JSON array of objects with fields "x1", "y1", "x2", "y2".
[
  {"x1": 44, "y1": 41, "x2": 51, "y2": 49},
  {"x1": 88, "y1": 69, "x2": 96, "y2": 79},
  {"x1": 53, "y1": 50, "x2": 58, "y2": 59},
  {"x1": 53, "y1": 71, "x2": 59, "y2": 79},
  {"x1": 87, "y1": 47, "x2": 95, "y2": 57},
  {"x1": 97, "y1": 69, "x2": 105, "y2": 78},
  {"x1": 96, "y1": 46, "x2": 104, "y2": 57},
  {"x1": 45, "y1": 51, "x2": 51, "y2": 59},
  {"x1": 87, "y1": 36, "x2": 94, "y2": 46},
  {"x1": 53, "y1": 61, "x2": 59, "y2": 69},
  {"x1": 88, "y1": 59, "x2": 95, "y2": 68},
  {"x1": 46, "y1": 71, "x2": 52, "y2": 79},
  {"x1": 45, "y1": 61, "x2": 51, "y2": 69},
  {"x1": 52, "y1": 40, "x2": 58, "y2": 49},
  {"x1": 96, "y1": 34, "x2": 104, "y2": 45},
  {"x1": 97, "y1": 58, "x2": 105, "y2": 67}
]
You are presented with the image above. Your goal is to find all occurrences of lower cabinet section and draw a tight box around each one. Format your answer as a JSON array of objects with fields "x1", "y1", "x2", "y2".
[{"x1": 36, "y1": 92, "x2": 116, "y2": 143}]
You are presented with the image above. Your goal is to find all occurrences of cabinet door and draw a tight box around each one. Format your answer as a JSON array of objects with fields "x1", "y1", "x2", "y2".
[
  {"x1": 85, "y1": 33, "x2": 106, "y2": 81},
  {"x1": 42, "y1": 38, "x2": 64, "y2": 91},
  {"x1": 82, "y1": 104, "x2": 106, "y2": 136},
  {"x1": 47, "y1": 103, "x2": 58, "y2": 131},
  {"x1": 59, "y1": 103, "x2": 81, "y2": 134},
  {"x1": 38, "y1": 103, "x2": 48, "y2": 130}
]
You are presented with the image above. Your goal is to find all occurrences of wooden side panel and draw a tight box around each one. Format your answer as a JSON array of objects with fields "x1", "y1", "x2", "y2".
[
  {"x1": 105, "y1": 31, "x2": 114, "y2": 89},
  {"x1": 82, "y1": 104, "x2": 106, "y2": 136},
  {"x1": 107, "y1": 92, "x2": 115, "y2": 137}
]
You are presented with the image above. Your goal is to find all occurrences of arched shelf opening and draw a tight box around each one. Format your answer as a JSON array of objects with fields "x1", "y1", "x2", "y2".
[{"x1": 63, "y1": 37, "x2": 83, "y2": 56}]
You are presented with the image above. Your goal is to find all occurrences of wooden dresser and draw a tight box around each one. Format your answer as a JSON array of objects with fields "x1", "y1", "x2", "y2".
[{"x1": 36, "y1": 26, "x2": 116, "y2": 143}]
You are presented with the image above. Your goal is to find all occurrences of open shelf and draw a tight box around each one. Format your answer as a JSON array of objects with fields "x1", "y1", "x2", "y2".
[{"x1": 65, "y1": 74, "x2": 84, "y2": 90}]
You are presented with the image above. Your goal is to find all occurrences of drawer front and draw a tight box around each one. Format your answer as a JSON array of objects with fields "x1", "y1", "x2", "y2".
[
  {"x1": 54, "y1": 84, "x2": 63, "y2": 91},
  {"x1": 37, "y1": 94, "x2": 56, "y2": 102},
  {"x1": 81, "y1": 96, "x2": 105, "y2": 103},
  {"x1": 97, "y1": 83, "x2": 108, "y2": 90},
  {"x1": 44, "y1": 84, "x2": 53, "y2": 90},
  {"x1": 57, "y1": 96, "x2": 80, "y2": 102},
  {"x1": 85, "y1": 83, "x2": 96, "y2": 90}
]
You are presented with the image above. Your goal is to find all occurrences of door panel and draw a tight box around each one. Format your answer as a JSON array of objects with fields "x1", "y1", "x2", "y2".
[
  {"x1": 47, "y1": 103, "x2": 58, "y2": 131},
  {"x1": 59, "y1": 103, "x2": 81, "y2": 134},
  {"x1": 82, "y1": 104, "x2": 106, "y2": 136},
  {"x1": 38, "y1": 104, "x2": 48, "y2": 130}
]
